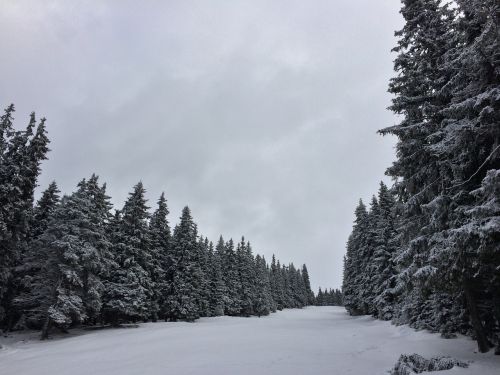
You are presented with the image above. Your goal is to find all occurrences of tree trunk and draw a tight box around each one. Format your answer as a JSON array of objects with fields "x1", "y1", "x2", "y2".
[
  {"x1": 40, "y1": 316, "x2": 52, "y2": 340},
  {"x1": 463, "y1": 278, "x2": 491, "y2": 353}
]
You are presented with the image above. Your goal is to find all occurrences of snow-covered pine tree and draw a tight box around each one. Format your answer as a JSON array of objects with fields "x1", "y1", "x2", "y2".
[
  {"x1": 301, "y1": 264, "x2": 315, "y2": 305},
  {"x1": 270, "y1": 255, "x2": 284, "y2": 310},
  {"x1": 435, "y1": 0, "x2": 500, "y2": 351},
  {"x1": 316, "y1": 288, "x2": 324, "y2": 306},
  {"x1": 208, "y1": 240, "x2": 226, "y2": 316},
  {"x1": 253, "y1": 255, "x2": 273, "y2": 317},
  {"x1": 371, "y1": 182, "x2": 399, "y2": 320},
  {"x1": 280, "y1": 264, "x2": 292, "y2": 308},
  {"x1": 80, "y1": 175, "x2": 114, "y2": 324},
  {"x1": 222, "y1": 238, "x2": 242, "y2": 316},
  {"x1": 35, "y1": 183, "x2": 95, "y2": 338},
  {"x1": 453, "y1": 170, "x2": 500, "y2": 352},
  {"x1": 10, "y1": 182, "x2": 60, "y2": 329},
  {"x1": 0, "y1": 107, "x2": 49, "y2": 328},
  {"x1": 342, "y1": 200, "x2": 369, "y2": 315},
  {"x1": 289, "y1": 264, "x2": 307, "y2": 307},
  {"x1": 236, "y1": 238, "x2": 256, "y2": 316},
  {"x1": 196, "y1": 236, "x2": 211, "y2": 317},
  {"x1": 32, "y1": 181, "x2": 60, "y2": 238},
  {"x1": 164, "y1": 206, "x2": 202, "y2": 321},
  {"x1": 103, "y1": 182, "x2": 150, "y2": 324},
  {"x1": 149, "y1": 193, "x2": 170, "y2": 321},
  {"x1": 266, "y1": 261, "x2": 278, "y2": 312},
  {"x1": 357, "y1": 196, "x2": 379, "y2": 315}
]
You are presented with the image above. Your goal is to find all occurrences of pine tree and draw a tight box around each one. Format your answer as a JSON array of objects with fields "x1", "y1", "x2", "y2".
[
  {"x1": 149, "y1": 193, "x2": 170, "y2": 321},
  {"x1": 103, "y1": 183, "x2": 150, "y2": 324},
  {"x1": 301, "y1": 264, "x2": 315, "y2": 305},
  {"x1": 237, "y1": 238, "x2": 256, "y2": 316},
  {"x1": 371, "y1": 182, "x2": 399, "y2": 320},
  {"x1": 222, "y1": 238, "x2": 241, "y2": 315},
  {"x1": 342, "y1": 200, "x2": 368, "y2": 315},
  {"x1": 32, "y1": 181, "x2": 60, "y2": 238},
  {"x1": 0, "y1": 107, "x2": 49, "y2": 327},
  {"x1": 164, "y1": 206, "x2": 202, "y2": 321},
  {"x1": 270, "y1": 255, "x2": 284, "y2": 310},
  {"x1": 253, "y1": 255, "x2": 272, "y2": 317},
  {"x1": 80, "y1": 175, "x2": 113, "y2": 323},
  {"x1": 196, "y1": 236, "x2": 211, "y2": 317},
  {"x1": 435, "y1": 0, "x2": 500, "y2": 352},
  {"x1": 208, "y1": 240, "x2": 226, "y2": 316},
  {"x1": 36, "y1": 187, "x2": 92, "y2": 338},
  {"x1": 10, "y1": 182, "x2": 61, "y2": 329}
]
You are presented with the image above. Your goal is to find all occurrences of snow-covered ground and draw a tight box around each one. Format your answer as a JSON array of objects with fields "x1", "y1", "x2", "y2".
[{"x1": 0, "y1": 306, "x2": 498, "y2": 375}]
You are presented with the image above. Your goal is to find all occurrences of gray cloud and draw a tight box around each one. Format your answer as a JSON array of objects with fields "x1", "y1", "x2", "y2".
[{"x1": 0, "y1": 0, "x2": 402, "y2": 290}]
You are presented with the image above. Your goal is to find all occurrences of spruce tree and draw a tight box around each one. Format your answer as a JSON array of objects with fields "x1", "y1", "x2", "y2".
[
  {"x1": 208, "y1": 240, "x2": 226, "y2": 316},
  {"x1": 342, "y1": 200, "x2": 368, "y2": 315},
  {"x1": 0, "y1": 107, "x2": 49, "y2": 327},
  {"x1": 253, "y1": 255, "x2": 272, "y2": 317},
  {"x1": 237, "y1": 238, "x2": 256, "y2": 316},
  {"x1": 103, "y1": 182, "x2": 150, "y2": 324},
  {"x1": 164, "y1": 206, "x2": 201, "y2": 321},
  {"x1": 36, "y1": 186, "x2": 93, "y2": 338},
  {"x1": 222, "y1": 238, "x2": 241, "y2": 315},
  {"x1": 149, "y1": 193, "x2": 170, "y2": 321},
  {"x1": 32, "y1": 181, "x2": 60, "y2": 238},
  {"x1": 371, "y1": 182, "x2": 399, "y2": 320},
  {"x1": 301, "y1": 264, "x2": 315, "y2": 305}
]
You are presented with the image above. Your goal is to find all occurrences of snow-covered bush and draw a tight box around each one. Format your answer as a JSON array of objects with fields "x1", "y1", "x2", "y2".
[{"x1": 390, "y1": 353, "x2": 469, "y2": 375}]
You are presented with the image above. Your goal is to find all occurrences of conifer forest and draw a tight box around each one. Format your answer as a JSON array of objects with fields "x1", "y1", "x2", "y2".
[
  {"x1": 342, "y1": 0, "x2": 499, "y2": 355},
  {"x1": 0, "y1": 108, "x2": 317, "y2": 337},
  {"x1": 0, "y1": 0, "x2": 499, "y2": 374}
]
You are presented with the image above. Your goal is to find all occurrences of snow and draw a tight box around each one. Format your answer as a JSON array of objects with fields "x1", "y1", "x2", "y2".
[{"x1": 1, "y1": 306, "x2": 498, "y2": 375}]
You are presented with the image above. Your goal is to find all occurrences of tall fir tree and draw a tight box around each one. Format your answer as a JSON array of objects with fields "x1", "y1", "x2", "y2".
[
  {"x1": 103, "y1": 182, "x2": 151, "y2": 324},
  {"x1": 164, "y1": 206, "x2": 202, "y2": 321},
  {"x1": 149, "y1": 193, "x2": 170, "y2": 321},
  {"x1": 222, "y1": 238, "x2": 241, "y2": 316},
  {"x1": 237, "y1": 238, "x2": 256, "y2": 316},
  {"x1": 0, "y1": 107, "x2": 49, "y2": 327}
]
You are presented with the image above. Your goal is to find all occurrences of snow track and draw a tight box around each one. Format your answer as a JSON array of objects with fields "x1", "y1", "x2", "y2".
[{"x1": 1, "y1": 307, "x2": 498, "y2": 375}]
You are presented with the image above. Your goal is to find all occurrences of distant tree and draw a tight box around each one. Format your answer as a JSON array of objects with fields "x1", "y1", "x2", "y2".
[
  {"x1": 253, "y1": 255, "x2": 272, "y2": 317},
  {"x1": 301, "y1": 264, "x2": 315, "y2": 305}
]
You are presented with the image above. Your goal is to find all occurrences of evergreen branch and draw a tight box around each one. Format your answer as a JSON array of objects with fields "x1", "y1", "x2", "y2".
[{"x1": 445, "y1": 144, "x2": 500, "y2": 191}]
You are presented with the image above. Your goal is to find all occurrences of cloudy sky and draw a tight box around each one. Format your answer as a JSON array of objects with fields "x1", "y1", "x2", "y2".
[{"x1": 1, "y1": 0, "x2": 402, "y2": 290}]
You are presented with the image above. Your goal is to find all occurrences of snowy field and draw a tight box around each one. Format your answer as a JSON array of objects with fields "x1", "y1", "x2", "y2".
[{"x1": 1, "y1": 306, "x2": 498, "y2": 375}]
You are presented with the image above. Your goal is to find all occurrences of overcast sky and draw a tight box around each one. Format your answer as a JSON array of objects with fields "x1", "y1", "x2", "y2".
[{"x1": 1, "y1": 0, "x2": 403, "y2": 290}]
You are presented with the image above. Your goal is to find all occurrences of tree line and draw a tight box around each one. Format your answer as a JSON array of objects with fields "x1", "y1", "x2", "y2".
[
  {"x1": 0, "y1": 105, "x2": 316, "y2": 338},
  {"x1": 343, "y1": 0, "x2": 499, "y2": 353},
  {"x1": 315, "y1": 288, "x2": 342, "y2": 307}
]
